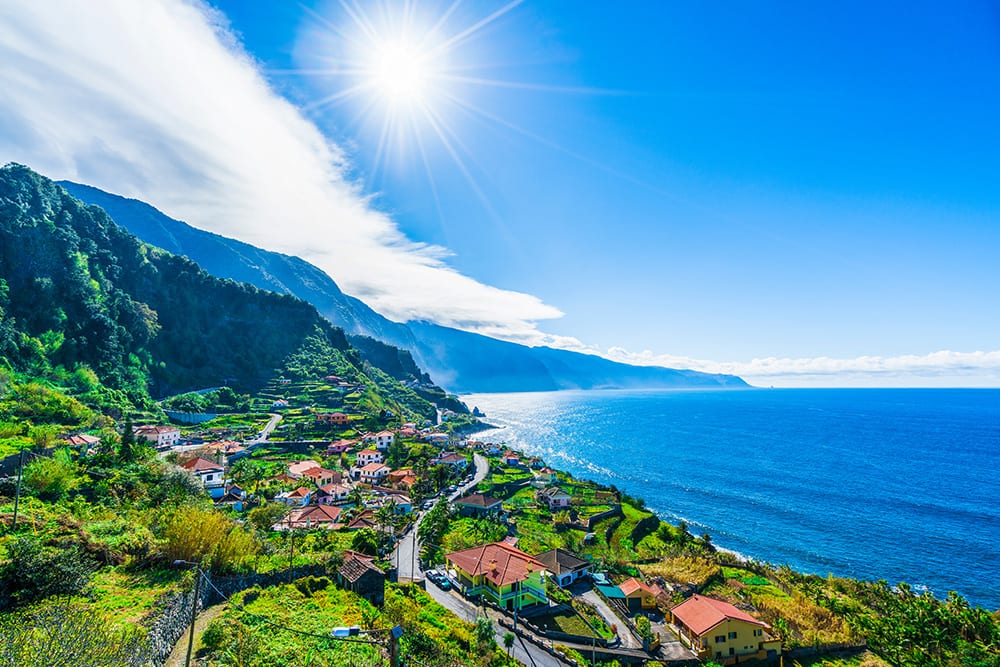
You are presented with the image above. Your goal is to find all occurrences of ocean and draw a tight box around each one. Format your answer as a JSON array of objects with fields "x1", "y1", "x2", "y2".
[{"x1": 462, "y1": 388, "x2": 1000, "y2": 610}]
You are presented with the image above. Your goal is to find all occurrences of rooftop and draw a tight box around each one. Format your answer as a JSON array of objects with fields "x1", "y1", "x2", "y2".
[
  {"x1": 534, "y1": 548, "x2": 590, "y2": 575},
  {"x1": 671, "y1": 594, "x2": 768, "y2": 636},
  {"x1": 446, "y1": 542, "x2": 545, "y2": 588},
  {"x1": 455, "y1": 493, "x2": 503, "y2": 508},
  {"x1": 180, "y1": 457, "x2": 223, "y2": 472}
]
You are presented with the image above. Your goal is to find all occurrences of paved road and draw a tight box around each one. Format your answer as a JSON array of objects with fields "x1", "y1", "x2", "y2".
[
  {"x1": 424, "y1": 581, "x2": 566, "y2": 667},
  {"x1": 247, "y1": 413, "x2": 282, "y2": 444},
  {"x1": 395, "y1": 453, "x2": 489, "y2": 582}
]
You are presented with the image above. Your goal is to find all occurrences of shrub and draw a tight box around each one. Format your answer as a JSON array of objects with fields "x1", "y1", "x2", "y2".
[
  {"x1": 157, "y1": 506, "x2": 259, "y2": 573},
  {"x1": 0, "y1": 536, "x2": 94, "y2": 608},
  {"x1": 23, "y1": 449, "x2": 81, "y2": 501},
  {"x1": 0, "y1": 598, "x2": 148, "y2": 666}
]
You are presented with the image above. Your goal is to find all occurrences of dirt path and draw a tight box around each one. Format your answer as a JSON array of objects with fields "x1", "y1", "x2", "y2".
[{"x1": 163, "y1": 602, "x2": 228, "y2": 667}]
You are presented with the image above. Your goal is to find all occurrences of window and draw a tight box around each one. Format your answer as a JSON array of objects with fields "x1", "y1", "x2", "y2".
[
  {"x1": 714, "y1": 635, "x2": 726, "y2": 643},
  {"x1": 729, "y1": 648, "x2": 735, "y2": 656},
  {"x1": 729, "y1": 631, "x2": 738, "y2": 639},
  {"x1": 754, "y1": 629, "x2": 763, "y2": 637}
]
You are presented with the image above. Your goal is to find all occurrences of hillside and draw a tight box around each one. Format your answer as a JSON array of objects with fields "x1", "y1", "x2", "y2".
[
  {"x1": 0, "y1": 164, "x2": 435, "y2": 420},
  {"x1": 57, "y1": 181, "x2": 749, "y2": 393}
]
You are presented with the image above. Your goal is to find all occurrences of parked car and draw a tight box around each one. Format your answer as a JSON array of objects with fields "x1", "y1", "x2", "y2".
[{"x1": 426, "y1": 571, "x2": 452, "y2": 590}]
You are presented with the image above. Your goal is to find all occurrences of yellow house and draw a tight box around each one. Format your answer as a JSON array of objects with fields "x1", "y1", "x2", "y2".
[
  {"x1": 445, "y1": 542, "x2": 547, "y2": 611},
  {"x1": 671, "y1": 594, "x2": 782, "y2": 664},
  {"x1": 619, "y1": 577, "x2": 662, "y2": 611}
]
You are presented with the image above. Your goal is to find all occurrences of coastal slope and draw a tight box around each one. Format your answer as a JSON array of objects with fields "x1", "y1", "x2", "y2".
[{"x1": 59, "y1": 180, "x2": 748, "y2": 393}]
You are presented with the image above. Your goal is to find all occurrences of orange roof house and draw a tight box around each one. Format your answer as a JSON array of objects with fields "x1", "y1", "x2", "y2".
[
  {"x1": 273, "y1": 504, "x2": 343, "y2": 531},
  {"x1": 618, "y1": 577, "x2": 663, "y2": 610},
  {"x1": 445, "y1": 542, "x2": 547, "y2": 611},
  {"x1": 671, "y1": 594, "x2": 781, "y2": 664}
]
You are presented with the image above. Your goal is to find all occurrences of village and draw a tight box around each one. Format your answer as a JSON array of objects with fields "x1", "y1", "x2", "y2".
[{"x1": 120, "y1": 377, "x2": 809, "y2": 667}]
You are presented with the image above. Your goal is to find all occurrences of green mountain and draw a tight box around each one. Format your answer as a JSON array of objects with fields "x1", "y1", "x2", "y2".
[
  {"x1": 0, "y1": 163, "x2": 436, "y2": 420},
  {"x1": 59, "y1": 181, "x2": 749, "y2": 392}
]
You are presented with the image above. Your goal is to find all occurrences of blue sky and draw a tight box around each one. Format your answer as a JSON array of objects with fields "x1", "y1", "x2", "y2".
[{"x1": 1, "y1": 1, "x2": 998, "y2": 385}]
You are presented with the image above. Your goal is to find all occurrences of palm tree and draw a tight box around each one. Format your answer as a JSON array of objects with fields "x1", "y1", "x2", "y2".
[{"x1": 503, "y1": 632, "x2": 515, "y2": 658}]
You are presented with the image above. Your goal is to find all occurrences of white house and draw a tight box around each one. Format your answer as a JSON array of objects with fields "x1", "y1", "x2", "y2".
[
  {"x1": 537, "y1": 486, "x2": 572, "y2": 510},
  {"x1": 358, "y1": 463, "x2": 391, "y2": 484},
  {"x1": 317, "y1": 483, "x2": 353, "y2": 505},
  {"x1": 180, "y1": 457, "x2": 225, "y2": 498},
  {"x1": 135, "y1": 425, "x2": 181, "y2": 449},
  {"x1": 535, "y1": 548, "x2": 593, "y2": 587},
  {"x1": 355, "y1": 449, "x2": 384, "y2": 466},
  {"x1": 364, "y1": 430, "x2": 396, "y2": 451},
  {"x1": 275, "y1": 486, "x2": 313, "y2": 507}
]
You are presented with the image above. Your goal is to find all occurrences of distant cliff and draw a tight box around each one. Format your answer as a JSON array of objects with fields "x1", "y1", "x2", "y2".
[{"x1": 60, "y1": 180, "x2": 749, "y2": 393}]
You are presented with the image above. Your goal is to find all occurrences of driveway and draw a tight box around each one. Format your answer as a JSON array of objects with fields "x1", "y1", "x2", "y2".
[{"x1": 577, "y1": 587, "x2": 642, "y2": 649}]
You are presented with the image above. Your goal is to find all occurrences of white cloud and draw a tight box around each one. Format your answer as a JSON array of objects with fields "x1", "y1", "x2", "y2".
[
  {"x1": 0, "y1": 0, "x2": 562, "y2": 333},
  {"x1": 598, "y1": 347, "x2": 1000, "y2": 387}
]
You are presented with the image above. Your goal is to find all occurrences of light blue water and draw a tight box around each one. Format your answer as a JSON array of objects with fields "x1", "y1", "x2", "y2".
[{"x1": 463, "y1": 388, "x2": 1000, "y2": 610}]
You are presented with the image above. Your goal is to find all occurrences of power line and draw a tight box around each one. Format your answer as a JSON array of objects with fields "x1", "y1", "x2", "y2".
[{"x1": 198, "y1": 574, "x2": 390, "y2": 649}]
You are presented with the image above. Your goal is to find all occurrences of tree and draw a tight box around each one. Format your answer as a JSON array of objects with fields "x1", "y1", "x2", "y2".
[
  {"x1": 351, "y1": 528, "x2": 380, "y2": 557},
  {"x1": 503, "y1": 631, "x2": 515, "y2": 657},
  {"x1": 474, "y1": 617, "x2": 495, "y2": 651},
  {"x1": 118, "y1": 414, "x2": 136, "y2": 462},
  {"x1": 148, "y1": 467, "x2": 204, "y2": 506},
  {"x1": 230, "y1": 458, "x2": 266, "y2": 495},
  {"x1": 247, "y1": 503, "x2": 289, "y2": 531}
]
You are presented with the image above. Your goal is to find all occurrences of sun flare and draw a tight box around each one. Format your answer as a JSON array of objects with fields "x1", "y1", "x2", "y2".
[{"x1": 371, "y1": 41, "x2": 428, "y2": 103}]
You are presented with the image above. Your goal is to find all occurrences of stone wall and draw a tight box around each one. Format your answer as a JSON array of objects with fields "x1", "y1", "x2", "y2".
[{"x1": 141, "y1": 565, "x2": 327, "y2": 666}]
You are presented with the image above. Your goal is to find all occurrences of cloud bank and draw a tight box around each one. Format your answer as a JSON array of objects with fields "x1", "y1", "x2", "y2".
[
  {"x1": 0, "y1": 0, "x2": 561, "y2": 333},
  {"x1": 599, "y1": 347, "x2": 1000, "y2": 388},
  {"x1": 1, "y1": 2, "x2": 995, "y2": 388}
]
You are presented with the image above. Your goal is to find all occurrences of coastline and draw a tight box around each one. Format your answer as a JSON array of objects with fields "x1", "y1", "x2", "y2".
[{"x1": 460, "y1": 388, "x2": 1000, "y2": 611}]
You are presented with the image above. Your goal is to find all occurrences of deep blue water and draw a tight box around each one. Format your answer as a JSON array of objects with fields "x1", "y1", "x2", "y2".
[{"x1": 463, "y1": 388, "x2": 1000, "y2": 610}]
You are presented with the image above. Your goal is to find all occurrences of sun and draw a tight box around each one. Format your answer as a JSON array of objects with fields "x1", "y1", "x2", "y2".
[{"x1": 371, "y1": 41, "x2": 429, "y2": 103}]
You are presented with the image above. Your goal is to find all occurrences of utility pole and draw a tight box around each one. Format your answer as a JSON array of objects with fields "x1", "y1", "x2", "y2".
[
  {"x1": 173, "y1": 560, "x2": 203, "y2": 667},
  {"x1": 12, "y1": 448, "x2": 24, "y2": 528}
]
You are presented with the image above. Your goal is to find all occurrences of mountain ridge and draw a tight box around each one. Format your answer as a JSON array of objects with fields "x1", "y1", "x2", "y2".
[
  {"x1": 0, "y1": 164, "x2": 439, "y2": 420},
  {"x1": 58, "y1": 180, "x2": 749, "y2": 393}
]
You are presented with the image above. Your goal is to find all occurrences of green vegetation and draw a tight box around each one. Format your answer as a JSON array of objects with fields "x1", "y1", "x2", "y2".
[{"x1": 201, "y1": 582, "x2": 514, "y2": 667}]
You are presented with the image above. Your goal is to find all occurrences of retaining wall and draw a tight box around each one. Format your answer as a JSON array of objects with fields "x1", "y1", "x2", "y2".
[{"x1": 141, "y1": 565, "x2": 327, "y2": 666}]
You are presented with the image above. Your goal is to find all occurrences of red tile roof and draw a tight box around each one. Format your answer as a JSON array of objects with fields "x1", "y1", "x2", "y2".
[
  {"x1": 347, "y1": 510, "x2": 376, "y2": 530},
  {"x1": 671, "y1": 594, "x2": 767, "y2": 637},
  {"x1": 64, "y1": 434, "x2": 100, "y2": 446},
  {"x1": 360, "y1": 463, "x2": 389, "y2": 473},
  {"x1": 446, "y1": 542, "x2": 545, "y2": 588},
  {"x1": 455, "y1": 493, "x2": 503, "y2": 508},
  {"x1": 282, "y1": 504, "x2": 342, "y2": 528},
  {"x1": 619, "y1": 577, "x2": 660, "y2": 597},
  {"x1": 181, "y1": 457, "x2": 223, "y2": 472},
  {"x1": 301, "y1": 467, "x2": 338, "y2": 480}
]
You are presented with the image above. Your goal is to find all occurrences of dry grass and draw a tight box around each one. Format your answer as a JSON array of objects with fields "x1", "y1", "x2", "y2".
[{"x1": 639, "y1": 555, "x2": 722, "y2": 587}]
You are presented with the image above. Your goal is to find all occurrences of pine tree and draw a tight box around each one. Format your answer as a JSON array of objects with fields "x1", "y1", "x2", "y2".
[{"x1": 118, "y1": 414, "x2": 135, "y2": 462}]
